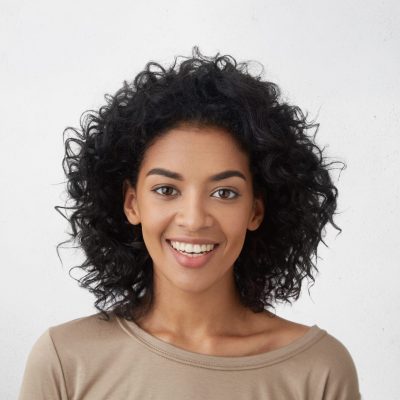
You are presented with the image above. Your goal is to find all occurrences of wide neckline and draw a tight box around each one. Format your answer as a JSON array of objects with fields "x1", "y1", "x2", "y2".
[{"x1": 116, "y1": 316, "x2": 327, "y2": 370}]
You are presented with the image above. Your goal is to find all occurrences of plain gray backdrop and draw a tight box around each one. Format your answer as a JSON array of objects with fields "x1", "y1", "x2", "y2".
[{"x1": 1, "y1": 0, "x2": 399, "y2": 398}]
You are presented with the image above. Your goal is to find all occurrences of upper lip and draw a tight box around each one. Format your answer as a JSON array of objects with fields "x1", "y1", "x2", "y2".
[{"x1": 167, "y1": 237, "x2": 219, "y2": 245}]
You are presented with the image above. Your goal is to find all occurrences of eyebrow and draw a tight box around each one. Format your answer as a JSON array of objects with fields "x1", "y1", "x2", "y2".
[{"x1": 145, "y1": 168, "x2": 247, "y2": 182}]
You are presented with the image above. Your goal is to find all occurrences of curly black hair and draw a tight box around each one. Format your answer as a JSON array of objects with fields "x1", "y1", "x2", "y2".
[{"x1": 56, "y1": 46, "x2": 344, "y2": 323}]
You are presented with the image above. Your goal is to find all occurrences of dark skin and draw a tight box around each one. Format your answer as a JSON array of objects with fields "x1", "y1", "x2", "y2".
[{"x1": 123, "y1": 122, "x2": 311, "y2": 356}]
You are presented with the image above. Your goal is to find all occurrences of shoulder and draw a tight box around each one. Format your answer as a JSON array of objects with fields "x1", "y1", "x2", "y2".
[
  {"x1": 45, "y1": 312, "x2": 123, "y2": 356},
  {"x1": 19, "y1": 313, "x2": 122, "y2": 399},
  {"x1": 303, "y1": 327, "x2": 361, "y2": 398},
  {"x1": 24, "y1": 312, "x2": 116, "y2": 362},
  {"x1": 48, "y1": 312, "x2": 117, "y2": 340},
  {"x1": 311, "y1": 329, "x2": 358, "y2": 373},
  {"x1": 263, "y1": 314, "x2": 361, "y2": 397},
  {"x1": 263, "y1": 313, "x2": 358, "y2": 372},
  {"x1": 25, "y1": 312, "x2": 125, "y2": 375}
]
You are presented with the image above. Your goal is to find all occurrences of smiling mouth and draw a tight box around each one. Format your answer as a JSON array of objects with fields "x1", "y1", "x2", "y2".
[{"x1": 166, "y1": 239, "x2": 219, "y2": 256}]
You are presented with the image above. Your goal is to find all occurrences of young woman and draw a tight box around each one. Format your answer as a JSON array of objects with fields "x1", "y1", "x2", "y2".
[{"x1": 18, "y1": 46, "x2": 361, "y2": 399}]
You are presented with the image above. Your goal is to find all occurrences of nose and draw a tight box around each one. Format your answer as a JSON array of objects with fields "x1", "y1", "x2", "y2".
[{"x1": 175, "y1": 191, "x2": 213, "y2": 231}]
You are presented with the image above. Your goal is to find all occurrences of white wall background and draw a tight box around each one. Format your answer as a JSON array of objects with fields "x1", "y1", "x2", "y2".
[{"x1": 1, "y1": 0, "x2": 399, "y2": 398}]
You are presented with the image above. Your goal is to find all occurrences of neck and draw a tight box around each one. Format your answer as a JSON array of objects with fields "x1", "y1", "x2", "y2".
[{"x1": 134, "y1": 271, "x2": 257, "y2": 341}]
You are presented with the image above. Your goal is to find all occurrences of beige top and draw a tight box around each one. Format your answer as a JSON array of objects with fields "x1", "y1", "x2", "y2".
[{"x1": 18, "y1": 312, "x2": 361, "y2": 400}]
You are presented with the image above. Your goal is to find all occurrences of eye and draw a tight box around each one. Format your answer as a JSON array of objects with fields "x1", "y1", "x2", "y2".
[
  {"x1": 212, "y1": 188, "x2": 239, "y2": 200},
  {"x1": 152, "y1": 186, "x2": 178, "y2": 197}
]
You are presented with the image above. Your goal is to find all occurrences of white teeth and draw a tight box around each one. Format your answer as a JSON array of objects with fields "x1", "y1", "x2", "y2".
[{"x1": 170, "y1": 241, "x2": 215, "y2": 253}]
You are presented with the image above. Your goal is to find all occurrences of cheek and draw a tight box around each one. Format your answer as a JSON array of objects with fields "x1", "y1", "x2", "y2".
[
  {"x1": 140, "y1": 204, "x2": 171, "y2": 244},
  {"x1": 220, "y1": 212, "x2": 251, "y2": 257},
  {"x1": 221, "y1": 207, "x2": 251, "y2": 235}
]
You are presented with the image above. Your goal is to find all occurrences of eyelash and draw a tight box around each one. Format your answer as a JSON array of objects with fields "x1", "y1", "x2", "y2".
[{"x1": 151, "y1": 186, "x2": 240, "y2": 200}]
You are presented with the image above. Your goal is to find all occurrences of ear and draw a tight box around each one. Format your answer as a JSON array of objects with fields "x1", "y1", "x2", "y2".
[
  {"x1": 247, "y1": 195, "x2": 265, "y2": 231},
  {"x1": 123, "y1": 179, "x2": 141, "y2": 225}
]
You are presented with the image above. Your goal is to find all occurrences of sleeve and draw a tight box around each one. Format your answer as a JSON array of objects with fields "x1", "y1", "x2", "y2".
[
  {"x1": 320, "y1": 335, "x2": 362, "y2": 400},
  {"x1": 18, "y1": 328, "x2": 69, "y2": 400}
]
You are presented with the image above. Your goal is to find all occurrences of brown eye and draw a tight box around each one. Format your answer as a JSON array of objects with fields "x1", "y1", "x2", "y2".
[
  {"x1": 213, "y1": 189, "x2": 239, "y2": 200},
  {"x1": 153, "y1": 186, "x2": 178, "y2": 196}
]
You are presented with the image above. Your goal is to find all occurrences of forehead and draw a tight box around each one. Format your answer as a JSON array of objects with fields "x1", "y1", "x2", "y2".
[{"x1": 141, "y1": 124, "x2": 249, "y2": 171}]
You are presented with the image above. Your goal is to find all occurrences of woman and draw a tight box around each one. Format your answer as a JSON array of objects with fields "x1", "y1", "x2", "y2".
[{"x1": 18, "y1": 46, "x2": 361, "y2": 399}]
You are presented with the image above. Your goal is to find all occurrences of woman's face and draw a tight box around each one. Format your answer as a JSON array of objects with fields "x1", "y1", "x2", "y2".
[{"x1": 123, "y1": 123, "x2": 264, "y2": 293}]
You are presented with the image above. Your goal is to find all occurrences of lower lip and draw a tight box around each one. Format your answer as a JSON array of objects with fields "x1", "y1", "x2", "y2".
[{"x1": 166, "y1": 240, "x2": 219, "y2": 269}]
